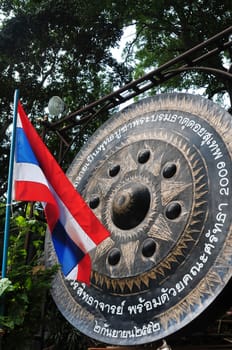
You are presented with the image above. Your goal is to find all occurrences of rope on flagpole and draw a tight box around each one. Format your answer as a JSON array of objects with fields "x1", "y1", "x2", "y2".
[{"x1": 2, "y1": 89, "x2": 19, "y2": 279}]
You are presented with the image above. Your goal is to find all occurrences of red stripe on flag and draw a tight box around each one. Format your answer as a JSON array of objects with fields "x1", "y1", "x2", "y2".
[
  {"x1": 14, "y1": 180, "x2": 59, "y2": 230},
  {"x1": 17, "y1": 102, "x2": 109, "y2": 244},
  {"x1": 77, "y1": 253, "x2": 91, "y2": 285}
]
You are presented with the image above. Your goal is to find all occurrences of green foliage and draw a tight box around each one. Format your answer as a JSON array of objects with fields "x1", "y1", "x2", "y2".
[
  {"x1": 0, "y1": 278, "x2": 14, "y2": 297},
  {"x1": 127, "y1": 0, "x2": 232, "y2": 103},
  {"x1": 0, "y1": 207, "x2": 58, "y2": 349},
  {"x1": 0, "y1": 0, "x2": 132, "y2": 197}
]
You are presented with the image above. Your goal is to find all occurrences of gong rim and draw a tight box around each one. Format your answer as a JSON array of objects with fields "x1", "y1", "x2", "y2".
[{"x1": 45, "y1": 93, "x2": 232, "y2": 345}]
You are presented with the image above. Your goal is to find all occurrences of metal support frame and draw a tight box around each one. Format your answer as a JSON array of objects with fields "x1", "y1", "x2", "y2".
[{"x1": 45, "y1": 26, "x2": 232, "y2": 164}]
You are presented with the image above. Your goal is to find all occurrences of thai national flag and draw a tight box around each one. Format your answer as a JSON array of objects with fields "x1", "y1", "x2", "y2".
[{"x1": 12, "y1": 102, "x2": 110, "y2": 284}]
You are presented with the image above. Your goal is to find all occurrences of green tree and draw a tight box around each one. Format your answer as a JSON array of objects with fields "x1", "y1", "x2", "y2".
[
  {"x1": 124, "y1": 0, "x2": 232, "y2": 105},
  {"x1": 0, "y1": 206, "x2": 58, "y2": 349},
  {"x1": 0, "y1": 0, "x2": 132, "y2": 198}
]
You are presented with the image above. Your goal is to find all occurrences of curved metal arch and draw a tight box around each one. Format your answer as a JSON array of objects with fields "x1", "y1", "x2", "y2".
[
  {"x1": 43, "y1": 26, "x2": 232, "y2": 165},
  {"x1": 49, "y1": 26, "x2": 232, "y2": 132},
  {"x1": 167, "y1": 66, "x2": 232, "y2": 82}
]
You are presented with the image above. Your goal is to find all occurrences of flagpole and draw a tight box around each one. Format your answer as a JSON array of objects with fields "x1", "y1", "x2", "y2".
[{"x1": 2, "y1": 89, "x2": 19, "y2": 279}]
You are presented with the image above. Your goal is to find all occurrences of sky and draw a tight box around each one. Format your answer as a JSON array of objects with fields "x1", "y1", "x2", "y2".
[
  {"x1": 110, "y1": 25, "x2": 137, "y2": 110},
  {"x1": 111, "y1": 25, "x2": 136, "y2": 62}
]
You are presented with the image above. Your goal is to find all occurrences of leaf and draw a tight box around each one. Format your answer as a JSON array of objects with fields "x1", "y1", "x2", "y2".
[
  {"x1": 0, "y1": 278, "x2": 14, "y2": 296},
  {"x1": 0, "y1": 316, "x2": 15, "y2": 330}
]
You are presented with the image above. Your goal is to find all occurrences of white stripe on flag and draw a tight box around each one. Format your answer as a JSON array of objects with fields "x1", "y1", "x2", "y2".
[
  {"x1": 53, "y1": 192, "x2": 96, "y2": 253},
  {"x1": 17, "y1": 116, "x2": 22, "y2": 128},
  {"x1": 14, "y1": 161, "x2": 97, "y2": 252},
  {"x1": 66, "y1": 266, "x2": 78, "y2": 280},
  {"x1": 14, "y1": 162, "x2": 50, "y2": 187}
]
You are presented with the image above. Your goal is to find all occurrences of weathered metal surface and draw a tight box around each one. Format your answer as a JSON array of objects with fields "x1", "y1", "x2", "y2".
[{"x1": 45, "y1": 93, "x2": 232, "y2": 345}]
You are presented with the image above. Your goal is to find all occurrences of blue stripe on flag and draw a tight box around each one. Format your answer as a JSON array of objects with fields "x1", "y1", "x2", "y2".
[
  {"x1": 52, "y1": 220, "x2": 85, "y2": 275},
  {"x1": 16, "y1": 128, "x2": 39, "y2": 165}
]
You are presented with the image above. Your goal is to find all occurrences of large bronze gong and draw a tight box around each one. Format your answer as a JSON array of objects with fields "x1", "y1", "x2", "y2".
[{"x1": 45, "y1": 93, "x2": 232, "y2": 345}]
